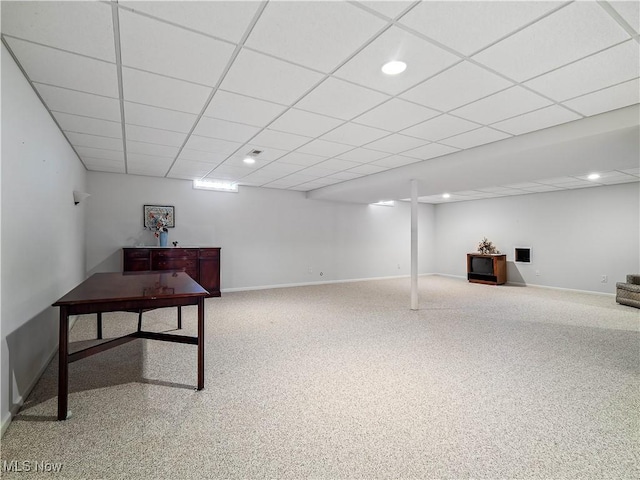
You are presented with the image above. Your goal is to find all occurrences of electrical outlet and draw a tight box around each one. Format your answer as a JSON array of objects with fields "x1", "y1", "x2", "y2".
[
  {"x1": 308, "y1": 267, "x2": 313, "y2": 274},
  {"x1": 535, "y1": 270, "x2": 540, "y2": 276},
  {"x1": 601, "y1": 275, "x2": 608, "y2": 283},
  {"x1": 397, "y1": 263, "x2": 401, "y2": 269}
]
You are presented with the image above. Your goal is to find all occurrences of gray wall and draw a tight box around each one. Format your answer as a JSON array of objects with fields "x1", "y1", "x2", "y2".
[
  {"x1": 434, "y1": 182, "x2": 639, "y2": 293},
  {"x1": 1, "y1": 45, "x2": 87, "y2": 432},
  {"x1": 86, "y1": 172, "x2": 437, "y2": 290}
]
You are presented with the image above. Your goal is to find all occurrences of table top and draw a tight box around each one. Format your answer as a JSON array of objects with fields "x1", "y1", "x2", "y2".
[{"x1": 53, "y1": 271, "x2": 209, "y2": 306}]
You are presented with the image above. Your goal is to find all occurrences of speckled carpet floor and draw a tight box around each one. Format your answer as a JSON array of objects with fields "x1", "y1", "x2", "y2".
[{"x1": 1, "y1": 276, "x2": 639, "y2": 479}]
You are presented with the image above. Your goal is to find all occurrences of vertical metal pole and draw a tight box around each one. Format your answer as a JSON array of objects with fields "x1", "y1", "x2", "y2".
[
  {"x1": 58, "y1": 306, "x2": 69, "y2": 420},
  {"x1": 411, "y1": 179, "x2": 419, "y2": 310}
]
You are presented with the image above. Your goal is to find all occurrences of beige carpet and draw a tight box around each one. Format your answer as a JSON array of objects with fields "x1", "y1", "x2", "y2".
[{"x1": 1, "y1": 276, "x2": 639, "y2": 479}]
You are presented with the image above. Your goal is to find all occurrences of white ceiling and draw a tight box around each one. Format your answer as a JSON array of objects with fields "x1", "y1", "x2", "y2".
[{"x1": 2, "y1": 1, "x2": 639, "y2": 204}]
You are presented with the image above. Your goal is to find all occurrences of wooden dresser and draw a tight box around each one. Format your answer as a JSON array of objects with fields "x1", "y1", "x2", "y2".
[{"x1": 123, "y1": 247, "x2": 221, "y2": 297}]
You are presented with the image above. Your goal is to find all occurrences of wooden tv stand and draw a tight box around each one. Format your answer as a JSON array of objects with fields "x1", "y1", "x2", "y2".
[{"x1": 467, "y1": 254, "x2": 507, "y2": 285}]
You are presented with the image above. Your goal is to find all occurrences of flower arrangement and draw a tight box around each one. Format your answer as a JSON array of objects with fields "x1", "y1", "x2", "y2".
[
  {"x1": 477, "y1": 237, "x2": 499, "y2": 255},
  {"x1": 148, "y1": 214, "x2": 169, "y2": 238}
]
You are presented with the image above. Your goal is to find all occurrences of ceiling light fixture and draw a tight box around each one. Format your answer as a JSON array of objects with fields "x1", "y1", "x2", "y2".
[
  {"x1": 243, "y1": 157, "x2": 256, "y2": 165},
  {"x1": 381, "y1": 60, "x2": 406, "y2": 75},
  {"x1": 371, "y1": 200, "x2": 395, "y2": 207},
  {"x1": 193, "y1": 179, "x2": 238, "y2": 192},
  {"x1": 587, "y1": 173, "x2": 601, "y2": 180},
  {"x1": 442, "y1": 193, "x2": 451, "y2": 199}
]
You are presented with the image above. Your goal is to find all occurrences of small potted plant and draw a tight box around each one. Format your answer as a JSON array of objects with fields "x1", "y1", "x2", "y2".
[{"x1": 477, "y1": 237, "x2": 499, "y2": 255}]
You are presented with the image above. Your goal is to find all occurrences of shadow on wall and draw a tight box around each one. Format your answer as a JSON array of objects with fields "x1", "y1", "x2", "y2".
[
  {"x1": 507, "y1": 262, "x2": 526, "y2": 285},
  {"x1": 5, "y1": 307, "x2": 58, "y2": 422},
  {"x1": 87, "y1": 249, "x2": 122, "y2": 276}
]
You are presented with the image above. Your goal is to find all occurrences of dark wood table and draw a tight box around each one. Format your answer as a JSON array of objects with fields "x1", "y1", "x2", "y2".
[{"x1": 52, "y1": 271, "x2": 209, "y2": 420}]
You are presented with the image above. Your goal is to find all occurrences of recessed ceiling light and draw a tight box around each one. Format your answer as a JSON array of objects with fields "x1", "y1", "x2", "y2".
[
  {"x1": 243, "y1": 157, "x2": 256, "y2": 165},
  {"x1": 442, "y1": 193, "x2": 451, "y2": 199},
  {"x1": 381, "y1": 61, "x2": 406, "y2": 75},
  {"x1": 371, "y1": 200, "x2": 395, "y2": 206},
  {"x1": 587, "y1": 173, "x2": 600, "y2": 180}
]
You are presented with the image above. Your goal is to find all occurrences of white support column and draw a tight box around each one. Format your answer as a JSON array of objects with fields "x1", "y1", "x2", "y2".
[{"x1": 411, "y1": 179, "x2": 418, "y2": 310}]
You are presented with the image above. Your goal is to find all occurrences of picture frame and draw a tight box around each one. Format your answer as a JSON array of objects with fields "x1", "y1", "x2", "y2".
[{"x1": 143, "y1": 205, "x2": 175, "y2": 229}]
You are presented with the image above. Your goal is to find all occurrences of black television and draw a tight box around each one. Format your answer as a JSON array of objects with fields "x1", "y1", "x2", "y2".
[{"x1": 470, "y1": 256, "x2": 493, "y2": 275}]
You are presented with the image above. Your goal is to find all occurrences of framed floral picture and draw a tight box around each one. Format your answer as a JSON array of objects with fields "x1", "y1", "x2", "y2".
[{"x1": 143, "y1": 205, "x2": 175, "y2": 229}]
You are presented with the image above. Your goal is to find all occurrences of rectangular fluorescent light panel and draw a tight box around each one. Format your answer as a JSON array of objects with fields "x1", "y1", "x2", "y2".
[
  {"x1": 193, "y1": 179, "x2": 238, "y2": 192},
  {"x1": 371, "y1": 200, "x2": 395, "y2": 206}
]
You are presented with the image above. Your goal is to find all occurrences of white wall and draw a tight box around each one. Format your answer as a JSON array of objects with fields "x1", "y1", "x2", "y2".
[
  {"x1": 86, "y1": 172, "x2": 436, "y2": 290},
  {"x1": 1, "y1": 45, "x2": 87, "y2": 433},
  {"x1": 434, "y1": 182, "x2": 640, "y2": 294}
]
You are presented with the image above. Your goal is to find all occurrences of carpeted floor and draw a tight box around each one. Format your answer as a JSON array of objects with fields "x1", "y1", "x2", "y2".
[{"x1": 1, "y1": 276, "x2": 639, "y2": 479}]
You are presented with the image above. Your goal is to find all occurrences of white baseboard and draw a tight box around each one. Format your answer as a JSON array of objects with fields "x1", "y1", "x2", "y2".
[
  {"x1": 221, "y1": 273, "x2": 435, "y2": 293},
  {"x1": 506, "y1": 281, "x2": 615, "y2": 297},
  {"x1": 1, "y1": 315, "x2": 78, "y2": 438}
]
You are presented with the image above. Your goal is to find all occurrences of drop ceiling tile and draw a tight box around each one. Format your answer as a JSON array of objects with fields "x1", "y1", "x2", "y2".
[
  {"x1": 451, "y1": 86, "x2": 552, "y2": 124},
  {"x1": 356, "y1": 1, "x2": 414, "y2": 19},
  {"x1": 223, "y1": 154, "x2": 271, "y2": 169},
  {"x1": 491, "y1": 105, "x2": 581, "y2": 135},
  {"x1": 348, "y1": 164, "x2": 389, "y2": 175},
  {"x1": 473, "y1": 2, "x2": 631, "y2": 82},
  {"x1": 536, "y1": 176, "x2": 589, "y2": 186},
  {"x1": 398, "y1": 1, "x2": 560, "y2": 56},
  {"x1": 75, "y1": 147, "x2": 124, "y2": 162},
  {"x1": 177, "y1": 149, "x2": 228, "y2": 165},
  {"x1": 204, "y1": 90, "x2": 287, "y2": 127},
  {"x1": 620, "y1": 167, "x2": 640, "y2": 177},
  {"x1": 245, "y1": 1, "x2": 386, "y2": 73},
  {"x1": 183, "y1": 135, "x2": 242, "y2": 155},
  {"x1": 334, "y1": 26, "x2": 459, "y2": 95},
  {"x1": 1, "y1": 1, "x2": 115, "y2": 61},
  {"x1": 208, "y1": 164, "x2": 254, "y2": 179},
  {"x1": 125, "y1": 125, "x2": 187, "y2": 147},
  {"x1": 126, "y1": 140, "x2": 179, "y2": 158},
  {"x1": 127, "y1": 165, "x2": 170, "y2": 177},
  {"x1": 269, "y1": 109, "x2": 344, "y2": 138},
  {"x1": 5, "y1": 38, "x2": 119, "y2": 97},
  {"x1": 220, "y1": 49, "x2": 324, "y2": 105},
  {"x1": 54, "y1": 112, "x2": 122, "y2": 139},
  {"x1": 598, "y1": 175, "x2": 639, "y2": 185},
  {"x1": 119, "y1": 1, "x2": 261, "y2": 43},
  {"x1": 36, "y1": 84, "x2": 121, "y2": 122},
  {"x1": 320, "y1": 122, "x2": 389, "y2": 146},
  {"x1": 400, "y1": 61, "x2": 513, "y2": 112},
  {"x1": 66, "y1": 132, "x2": 123, "y2": 151},
  {"x1": 609, "y1": 1, "x2": 640, "y2": 33},
  {"x1": 237, "y1": 171, "x2": 283, "y2": 185},
  {"x1": 122, "y1": 67, "x2": 212, "y2": 114},
  {"x1": 575, "y1": 170, "x2": 632, "y2": 182},
  {"x1": 250, "y1": 130, "x2": 311, "y2": 151},
  {"x1": 263, "y1": 177, "x2": 310, "y2": 189},
  {"x1": 354, "y1": 98, "x2": 439, "y2": 131},
  {"x1": 296, "y1": 77, "x2": 389, "y2": 120},
  {"x1": 562, "y1": 78, "x2": 640, "y2": 116},
  {"x1": 127, "y1": 153, "x2": 173, "y2": 169},
  {"x1": 258, "y1": 162, "x2": 307, "y2": 175},
  {"x1": 298, "y1": 164, "x2": 342, "y2": 177},
  {"x1": 313, "y1": 159, "x2": 362, "y2": 171},
  {"x1": 504, "y1": 182, "x2": 548, "y2": 190},
  {"x1": 297, "y1": 139, "x2": 354, "y2": 157},
  {"x1": 239, "y1": 144, "x2": 289, "y2": 162},
  {"x1": 401, "y1": 143, "x2": 459, "y2": 160},
  {"x1": 278, "y1": 152, "x2": 327, "y2": 167},
  {"x1": 119, "y1": 10, "x2": 235, "y2": 87},
  {"x1": 82, "y1": 158, "x2": 126, "y2": 173},
  {"x1": 327, "y1": 171, "x2": 364, "y2": 181},
  {"x1": 363, "y1": 134, "x2": 426, "y2": 154},
  {"x1": 168, "y1": 160, "x2": 219, "y2": 179},
  {"x1": 192, "y1": 117, "x2": 261, "y2": 144},
  {"x1": 124, "y1": 102, "x2": 197, "y2": 133},
  {"x1": 336, "y1": 148, "x2": 389, "y2": 163},
  {"x1": 524, "y1": 40, "x2": 640, "y2": 101},
  {"x1": 372, "y1": 155, "x2": 421, "y2": 168},
  {"x1": 439, "y1": 127, "x2": 511, "y2": 149},
  {"x1": 401, "y1": 114, "x2": 480, "y2": 141}
]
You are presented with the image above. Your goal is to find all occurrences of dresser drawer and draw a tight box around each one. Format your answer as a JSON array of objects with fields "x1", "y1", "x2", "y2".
[
  {"x1": 152, "y1": 248, "x2": 198, "y2": 259},
  {"x1": 152, "y1": 259, "x2": 197, "y2": 271},
  {"x1": 124, "y1": 248, "x2": 150, "y2": 258},
  {"x1": 199, "y1": 248, "x2": 220, "y2": 258}
]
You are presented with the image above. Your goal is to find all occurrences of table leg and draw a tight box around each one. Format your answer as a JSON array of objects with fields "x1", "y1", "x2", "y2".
[
  {"x1": 97, "y1": 312, "x2": 102, "y2": 340},
  {"x1": 177, "y1": 306, "x2": 182, "y2": 330},
  {"x1": 197, "y1": 298, "x2": 204, "y2": 390},
  {"x1": 58, "y1": 306, "x2": 69, "y2": 420}
]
